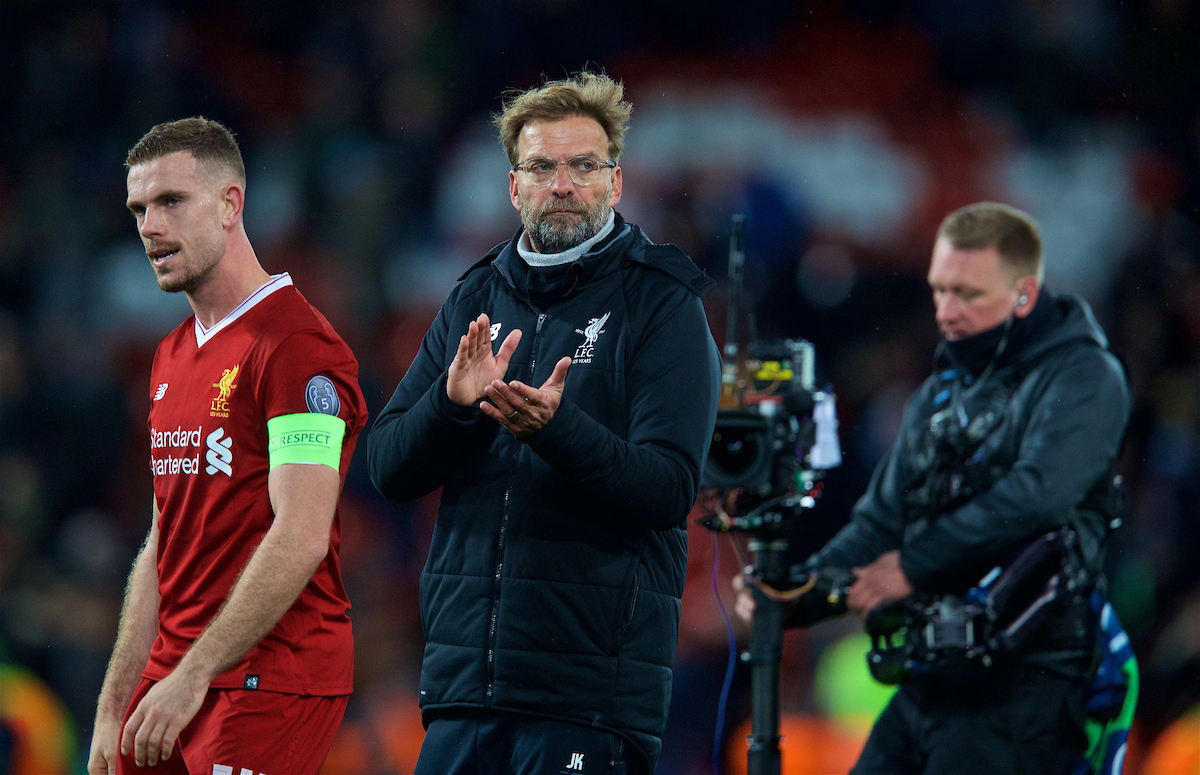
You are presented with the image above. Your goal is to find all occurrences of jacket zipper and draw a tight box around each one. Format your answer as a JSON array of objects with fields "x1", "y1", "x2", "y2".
[
  {"x1": 622, "y1": 565, "x2": 642, "y2": 633},
  {"x1": 485, "y1": 310, "x2": 548, "y2": 705}
]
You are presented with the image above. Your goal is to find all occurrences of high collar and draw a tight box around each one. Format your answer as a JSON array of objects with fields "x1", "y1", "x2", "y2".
[
  {"x1": 939, "y1": 290, "x2": 1063, "y2": 377},
  {"x1": 460, "y1": 211, "x2": 716, "y2": 305},
  {"x1": 517, "y1": 210, "x2": 617, "y2": 266},
  {"x1": 498, "y1": 211, "x2": 635, "y2": 309}
]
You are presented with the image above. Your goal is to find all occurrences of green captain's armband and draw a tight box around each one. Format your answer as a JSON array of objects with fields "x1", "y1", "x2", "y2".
[{"x1": 267, "y1": 413, "x2": 346, "y2": 471}]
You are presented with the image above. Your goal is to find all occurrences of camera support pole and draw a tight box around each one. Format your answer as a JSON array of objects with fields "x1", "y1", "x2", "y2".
[{"x1": 745, "y1": 536, "x2": 788, "y2": 775}]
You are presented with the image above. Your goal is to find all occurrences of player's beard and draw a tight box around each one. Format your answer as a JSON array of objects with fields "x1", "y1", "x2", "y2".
[
  {"x1": 150, "y1": 234, "x2": 223, "y2": 294},
  {"x1": 520, "y1": 185, "x2": 612, "y2": 255}
]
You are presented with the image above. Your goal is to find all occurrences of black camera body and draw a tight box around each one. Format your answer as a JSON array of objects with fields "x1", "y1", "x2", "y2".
[
  {"x1": 865, "y1": 594, "x2": 993, "y2": 684},
  {"x1": 863, "y1": 529, "x2": 1079, "y2": 684},
  {"x1": 702, "y1": 405, "x2": 810, "y2": 496},
  {"x1": 701, "y1": 339, "x2": 834, "y2": 502}
]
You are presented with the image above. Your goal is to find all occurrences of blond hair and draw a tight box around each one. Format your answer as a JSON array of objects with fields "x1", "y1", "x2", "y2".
[
  {"x1": 494, "y1": 71, "x2": 632, "y2": 165},
  {"x1": 125, "y1": 117, "x2": 246, "y2": 186},
  {"x1": 937, "y1": 202, "x2": 1044, "y2": 284}
]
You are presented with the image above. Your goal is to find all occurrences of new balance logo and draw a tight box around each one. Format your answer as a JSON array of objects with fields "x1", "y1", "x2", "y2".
[
  {"x1": 565, "y1": 752, "x2": 584, "y2": 771},
  {"x1": 205, "y1": 427, "x2": 233, "y2": 476},
  {"x1": 154, "y1": 383, "x2": 168, "y2": 401}
]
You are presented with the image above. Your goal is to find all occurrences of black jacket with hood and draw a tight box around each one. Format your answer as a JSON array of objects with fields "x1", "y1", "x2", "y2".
[
  {"x1": 814, "y1": 291, "x2": 1130, "y2": 658},
  {"x1": 367, "y1": 213, "x2": 722, "y2": 766}
]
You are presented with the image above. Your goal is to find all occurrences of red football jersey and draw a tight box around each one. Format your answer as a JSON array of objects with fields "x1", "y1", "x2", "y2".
[{"x1": 145, "y1": 273, "x2": 366, "y2": 695}]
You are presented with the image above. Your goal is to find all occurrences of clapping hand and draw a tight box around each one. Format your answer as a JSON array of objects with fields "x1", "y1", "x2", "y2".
[
  {"x1": 482, "y1": 356, "x2": 571, "y2": 437},
  {"x1": 447, "y1": 313, "x2": 522, "y2": 406}
]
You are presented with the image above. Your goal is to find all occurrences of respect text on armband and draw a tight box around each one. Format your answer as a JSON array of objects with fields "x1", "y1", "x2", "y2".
[
  {"x1": 266, "y1": 413, "x2": 343, "y2": 471},
  {"x1": 274, "y1": 431, "x2": 333, "y2": 446}
]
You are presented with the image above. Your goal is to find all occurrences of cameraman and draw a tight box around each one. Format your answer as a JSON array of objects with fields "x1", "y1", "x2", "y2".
[{"x1": 737, "y1": 202, "x2": 1130, "y2": 774}]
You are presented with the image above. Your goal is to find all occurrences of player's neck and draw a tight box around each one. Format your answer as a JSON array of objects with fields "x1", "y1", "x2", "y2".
[{"x1": 187, "y1": 237, "x2": 271, "y2": 329}]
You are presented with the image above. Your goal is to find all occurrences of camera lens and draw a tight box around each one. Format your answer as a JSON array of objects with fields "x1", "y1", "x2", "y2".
[
  {"x1": 711, "y1": 429, "x2": 761, "y2": 476},
  {"x1": 701, "y1": 411, "x2": 774, "y2": 490}
]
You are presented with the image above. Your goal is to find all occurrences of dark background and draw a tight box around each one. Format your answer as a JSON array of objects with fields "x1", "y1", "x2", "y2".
[{"x1": 2, "y1": 0, "x2": 1199, "y2": 772}]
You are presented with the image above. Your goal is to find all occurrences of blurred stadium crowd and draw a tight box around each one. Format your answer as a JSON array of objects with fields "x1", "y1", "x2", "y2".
[{"x1": 1, "y1": 0, "x2": 1199, "y2": 772}]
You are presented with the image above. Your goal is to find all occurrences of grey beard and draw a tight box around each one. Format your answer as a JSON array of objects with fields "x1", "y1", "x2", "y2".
[
  {"x1": 532, "y1": 217, "x2": 593, "y2": 253},
  {"x1": 524, "y1": 200, "x2": 611, "y2": 254}
]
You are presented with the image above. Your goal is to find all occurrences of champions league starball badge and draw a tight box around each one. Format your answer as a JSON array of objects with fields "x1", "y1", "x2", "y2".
[{"x1": 305, "y1": 375, "x2": 341, "y2": 416}]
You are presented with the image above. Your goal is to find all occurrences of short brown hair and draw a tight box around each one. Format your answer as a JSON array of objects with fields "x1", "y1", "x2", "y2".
[
  {"x1": 125, "y1": 117, "x2": 246, "y2": 186},
  {"x1": 937, "y1": 202, "x2": 1043, "y2": 284},
  {"x1": 494, "y1": 71, "x2": 632, "y2": 166}
]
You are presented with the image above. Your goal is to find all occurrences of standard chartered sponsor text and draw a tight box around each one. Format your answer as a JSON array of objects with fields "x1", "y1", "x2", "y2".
[
  {"x1": 150, "y1": 424, "x2": 202, "y2": 476},
  {"x1": 152, "y1": 453, "x2": 201, "y2": 475},
  {"x1": 151, "y1": 425, "x2": 203, "y2": 449}
]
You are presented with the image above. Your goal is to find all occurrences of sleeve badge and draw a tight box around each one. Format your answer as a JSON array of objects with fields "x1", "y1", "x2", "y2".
[{"x1": 305, "y1": 375, "x2": 342, "y2": 416}]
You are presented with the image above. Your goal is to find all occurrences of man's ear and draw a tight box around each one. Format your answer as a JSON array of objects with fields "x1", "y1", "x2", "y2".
[
  {"x1": 220, "y1": 182, "x2": 245, "y2": 228},
  {"x1": 608, "y1": 165, "x2": 622, "y2": 207},
  {"x1": 509, "y1": 171, "x2": 521, "y2": 211},
  {"x1": 1014, "y1": 276, "x2": 1040, "y2": 318}
]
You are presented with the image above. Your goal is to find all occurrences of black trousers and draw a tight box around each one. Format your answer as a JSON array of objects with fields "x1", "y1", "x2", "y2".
[
  {"x1": 851, "y1": 667, "x2": 1088, "y2": 775},
  {"x1": 414, "y1": 709, "x2": 649, "y2": 775}
]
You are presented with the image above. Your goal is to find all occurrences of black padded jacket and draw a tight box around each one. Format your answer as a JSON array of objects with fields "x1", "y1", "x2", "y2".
[
  {"x1": 367, "y1": 213, "x2": 722, "y2": 767},
  {"x1": 815, "y1": 292, "x2": 1130, "y2": 649}
]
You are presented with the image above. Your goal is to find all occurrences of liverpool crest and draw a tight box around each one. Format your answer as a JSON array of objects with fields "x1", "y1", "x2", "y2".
[
  {"x1": 210, "y1": 364, "x2": 239, "y2": 417},
  {"x1": 573, "y1": 312, "x2": 611, "y2": 364}
]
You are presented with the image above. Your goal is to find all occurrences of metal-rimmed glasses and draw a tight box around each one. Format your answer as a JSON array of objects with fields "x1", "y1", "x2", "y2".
[{"x1": 512, "y1": 155, "x2": 617, "y2": 186}]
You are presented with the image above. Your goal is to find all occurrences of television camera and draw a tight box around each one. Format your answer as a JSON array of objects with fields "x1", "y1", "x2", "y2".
[{"x1": 698, "y1": 216, "x2": 843, "y2": 775}]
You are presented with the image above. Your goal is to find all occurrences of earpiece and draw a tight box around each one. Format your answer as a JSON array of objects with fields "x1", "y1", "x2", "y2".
[{"x1": 1018, "y1": 295, "x2": 1029, "y2": 306}]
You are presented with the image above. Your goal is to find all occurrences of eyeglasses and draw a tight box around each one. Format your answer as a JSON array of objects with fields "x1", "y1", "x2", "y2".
[{"x1": 512, "y1": 155, "x2": 617, "y2": 186}]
